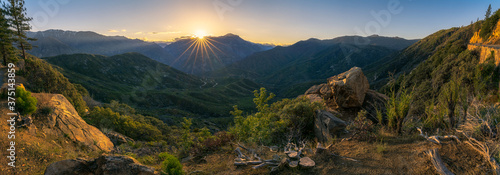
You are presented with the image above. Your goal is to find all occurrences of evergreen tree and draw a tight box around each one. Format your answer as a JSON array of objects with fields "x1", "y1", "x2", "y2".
[
  {"x1": 3, "y1": 0, "x2": 34, "y2": 60},
  {"x1": 0, "y1": 5, "x2": 15, "y2": 65},
  {"x1": 486, "y1": 4, "x2": 492, "y2": 19}
]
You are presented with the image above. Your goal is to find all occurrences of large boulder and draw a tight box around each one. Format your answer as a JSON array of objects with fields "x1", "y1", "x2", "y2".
[
  {"x1": 44, "y1": 155, "x2": 158, "y2": 175},
  {"x1": 32, "y1": 93, "x2": 114, "y2": 152},
  {"x1": 327, "y1": 67, "x2": 369, "y2": 108},
  {"x1": 314, "y1": 110, "x2": 347, "y2": 143}
]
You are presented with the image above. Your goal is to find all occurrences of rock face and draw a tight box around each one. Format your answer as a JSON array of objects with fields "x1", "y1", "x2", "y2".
[
  {"x1": 327, "y1": 67, "x2": 370, "y2": 108},
  {"x1": 44, "y1": 155, "x2": 158, "y2": 175},
  {"x1": 32, "y1": 93, "x2": 114, "y2": 152},
  {"x1": 106, "y1": 131, "x2": 134, "y2": 146},
  {"x1": 314, "y1": 110, "x2": 347, "y2": 143}
]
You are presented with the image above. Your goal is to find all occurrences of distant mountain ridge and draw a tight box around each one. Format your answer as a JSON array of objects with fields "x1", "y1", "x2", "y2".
[
  {"x1": 210, "y1": 35, "x2": 419, "y2": 97},
  {"x1": 164, "y1": 33, "x2": 273, "y2": 74},
  {"x1": 27, "y1": 30, "x2": 272, "y2": 74}
]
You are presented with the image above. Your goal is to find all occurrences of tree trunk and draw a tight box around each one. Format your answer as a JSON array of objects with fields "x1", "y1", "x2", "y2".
[
  {"x1": 20, "y1": 41, "x2": 26, "y2": 60},
  {"x1": 0, "y1": 44, "x2": 6, "y2": 66}
]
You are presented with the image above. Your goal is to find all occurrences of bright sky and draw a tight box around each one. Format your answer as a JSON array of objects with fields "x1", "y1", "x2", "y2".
[{"x1": 23, "y1": 0, "x2": 500, "y2": 45}]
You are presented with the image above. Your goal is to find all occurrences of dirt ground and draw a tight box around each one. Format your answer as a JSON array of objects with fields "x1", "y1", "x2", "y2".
[{"x1": 183, "y1": 134, "x2": 495, "y2": 175}]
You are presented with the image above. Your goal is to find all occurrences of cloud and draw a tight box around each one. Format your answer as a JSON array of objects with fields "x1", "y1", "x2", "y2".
[
  {"x1": 135, "y1": 32, "x2": 143, "y2": 35},
  {"x1": 148, "y1": 31, "x2": 181, "y2": 35},
  {"x1": 108, "y1": 29, "x2": 127, "y2": 33}
]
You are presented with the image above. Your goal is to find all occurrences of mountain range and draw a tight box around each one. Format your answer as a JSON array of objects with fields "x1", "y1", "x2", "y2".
[
  {"x1": 210, "y1": 35, "x2": 419, "y2": 96},
  {"x1": 27, "y1": 30, "x2": 272, "y2": 74}
]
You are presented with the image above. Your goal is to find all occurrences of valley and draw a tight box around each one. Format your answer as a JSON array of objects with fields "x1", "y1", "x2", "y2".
[{"x1": 0, "y1": 1, "x2": 499, "y2": 175}]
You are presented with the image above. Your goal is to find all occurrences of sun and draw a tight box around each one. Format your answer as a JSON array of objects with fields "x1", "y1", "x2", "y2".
[{"x1": 194, "y1": 30, "x2": 208, "y2": 39}]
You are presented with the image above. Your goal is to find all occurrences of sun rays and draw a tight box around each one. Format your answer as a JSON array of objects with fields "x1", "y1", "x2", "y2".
[{"x1": 172, "y1": 35, "x2": 227, "y2": 74}]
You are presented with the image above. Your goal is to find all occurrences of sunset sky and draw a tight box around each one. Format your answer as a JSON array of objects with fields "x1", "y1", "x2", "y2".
[{"x1": 24, "y1": 0, "x2": 499, "y2": 45}]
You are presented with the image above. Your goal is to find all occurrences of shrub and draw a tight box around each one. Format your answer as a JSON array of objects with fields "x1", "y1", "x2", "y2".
[
  {"x1": 423, "y1": 101, "x2": 447, "y2": 131},
  {"x1": 16, "y1": 85, "x2": 37, "y2": 115},
  {"x1": 386, "y1": 85, "x2": 413, "y2": 135},
  {"x1": 192, "y1": 131, "x2": 234, "y2": 156},
  {"x1": 229, "y1": 88, "x2": 323, "y2": 145},
  {"x1": 84, "y1": 107, "x2": 162, "y2": 141},
  {"x1": 347, "y1": 110, "x2": 376, "y2": 141},
  {"x1": 158, "y1": 152, "x2": 183, "y2": 175}
]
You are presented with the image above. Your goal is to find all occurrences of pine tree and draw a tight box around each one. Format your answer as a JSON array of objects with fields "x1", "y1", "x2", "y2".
[
  {"x1": 3, "y1": 0, "x2": 34, "y2": 60},
  {"x1": 0, "y1": 6, "x2": 15, "y2": 66},
  {"x1": 486, "y1": 4, "x2": 492, "y2": 19}
]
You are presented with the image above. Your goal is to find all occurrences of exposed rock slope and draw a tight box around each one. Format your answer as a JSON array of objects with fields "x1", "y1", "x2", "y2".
[{"x1": 33, "y1": 93, "x2": 114, "y2": 152}]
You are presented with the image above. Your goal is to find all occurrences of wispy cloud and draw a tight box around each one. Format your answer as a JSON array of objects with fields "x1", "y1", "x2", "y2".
[
  {"x1": 148, "y1": 31, "x2": 181, "y2": 35},
  {"x1": 108, "y1": 29, "x2": 127, "y2": 33},
  {"x1": 135, "y1": 32, "x2": 143, "y2": 35}
]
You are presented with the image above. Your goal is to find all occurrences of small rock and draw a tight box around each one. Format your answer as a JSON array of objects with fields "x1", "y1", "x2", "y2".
[
  {"x1": 299, "y1": 157, "x2": 315, "y2": 168},
  {"x1": 289, "y1": 160, "x2": 299, "y2": 168}
]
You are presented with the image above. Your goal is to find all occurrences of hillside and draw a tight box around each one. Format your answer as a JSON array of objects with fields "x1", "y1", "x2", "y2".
[
  {"x1": 211, "y1": 35, "x2": 417, "y2": 97},
  {"x1": 164, "y1": 33, "x2": 273, "y2": 74},
  {"x1": 43, "y1": 53, "x2": 260, "y2": 118}
]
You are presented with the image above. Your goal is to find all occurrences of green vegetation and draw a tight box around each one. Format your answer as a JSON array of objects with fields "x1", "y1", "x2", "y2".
[
  {"x1": 347, "y1": 110, "x2": 376, "y2": 141},
  {"x1": 229, "y1": 88, "x2": 324, "y2": 145},
  {"x1": 385, "y1": 85, "x2": 413, "y2": 135},
  {"x1": 3, "y1": 0, "x2": 34, "y2": 60},
  {"x1": 158, "y1": 152, "x2": 183, "y2": 175},
  {"x1": 16, "y1": 85, "x2": 37, "y2": 115},
  {"x1": 84, "y1": 106, "x2": 163, "y2": 141},
  {"x1": 22, "y1": 57, "x2": 88, "y2": 115},
  {"x1": 44, "y1": 53, "x2": 260, "y2": 118},
  {"x1": 0, "y1": 6, "x2": 16, "y2": 65},
  {"x1": 480, "y1": 9, "x2": 500, "y2": 40}
]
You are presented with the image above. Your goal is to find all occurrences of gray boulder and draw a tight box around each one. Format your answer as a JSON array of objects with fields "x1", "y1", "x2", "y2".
[{"x1": 314, "y1": 110, "x2": 347, "y2": 143}]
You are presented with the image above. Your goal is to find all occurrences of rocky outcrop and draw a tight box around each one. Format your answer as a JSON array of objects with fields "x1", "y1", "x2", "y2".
[
  {"x1": 303, "y1": 67, "x2": 388, "y2": 124},
  {"x1": 327, "y1": 67, "x2": 370, "y2": 108},
  {"x1": 467, "y1": 44, "x2": 500, "y2": 66},
  {"x1": 105, "y1": 131, "x2": 134, "y2": 146},
  {"x1": 314, "y1": 110, "x2": 347, "y2": 143},
  {"x1": 32, "y1": 93, "x2": 114, "y2": 152},
  {"x1": 44, "y1": 155, "x2": 158, "y2": 175}
]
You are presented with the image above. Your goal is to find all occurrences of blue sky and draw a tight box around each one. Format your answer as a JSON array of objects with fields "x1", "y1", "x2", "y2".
[{"x1": 22, "y1": 0, "x2": 500, "y2": 44}]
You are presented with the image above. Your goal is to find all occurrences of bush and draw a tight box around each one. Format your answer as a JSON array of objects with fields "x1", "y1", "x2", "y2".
[
  {"x1": 16, "y1": 85, "x2": 37, "y2": 115},
  {"x1": 84, "y1": 107, "x2": 162, "y2": 141},
  {"x1": 386, "y1": 85, "x2": 413, "y2": 135},
  {"x1": 347, "y1": 110, "x2": 376, "y2": 141},
  {"x1": 192, "y1": 131, "x2": 234, "y2": 156},
  {"x1": 229, "y1": 88, "x2": 323, "y2": 145},
  {"x1": 158, "y1": 152, "x2": 183, "y2": 175}
]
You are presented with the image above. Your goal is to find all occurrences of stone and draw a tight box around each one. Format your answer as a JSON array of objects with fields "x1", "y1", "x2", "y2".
[
  {"x1": 299, "y1": 157, "x2": 315, "y2": 168},
  {"x1": 327, "y1": 67, "x2": 369, "y2": 108},
  {"x1": 44, "y1": 155, "x2": 158, "y2": 175},
  {"x1": 289, "y1": 160, "x2": 299, "y2": 168},
  {"x1": 305, "y1": 94, "x2": 324, "y2": 104},
  {"x1": 314, "y1": 110, "x2": 347, "y2": 143},
  {"x1": 32, "y1": 93, "x2": 114, "y2": 152},
  {"x1": 105, "y1": 131, "x2": 134, "y2": 146},
  {"x1": 305, "y1": 84, "x2": 326, "y2": 95}
]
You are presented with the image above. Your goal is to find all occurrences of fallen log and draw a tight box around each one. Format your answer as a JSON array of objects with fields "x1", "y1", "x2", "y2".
[
  {"x1": 417, "y1": 128, "x2": 460, "y2": 145},
  {"x1": 425, "y1": 148, "x2": 454, "y2": 175}
]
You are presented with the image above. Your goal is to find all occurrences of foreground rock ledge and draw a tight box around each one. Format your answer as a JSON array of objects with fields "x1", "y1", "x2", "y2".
[{"x1": 44, "y1": 155, "x2": 159, "y2": 175}]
